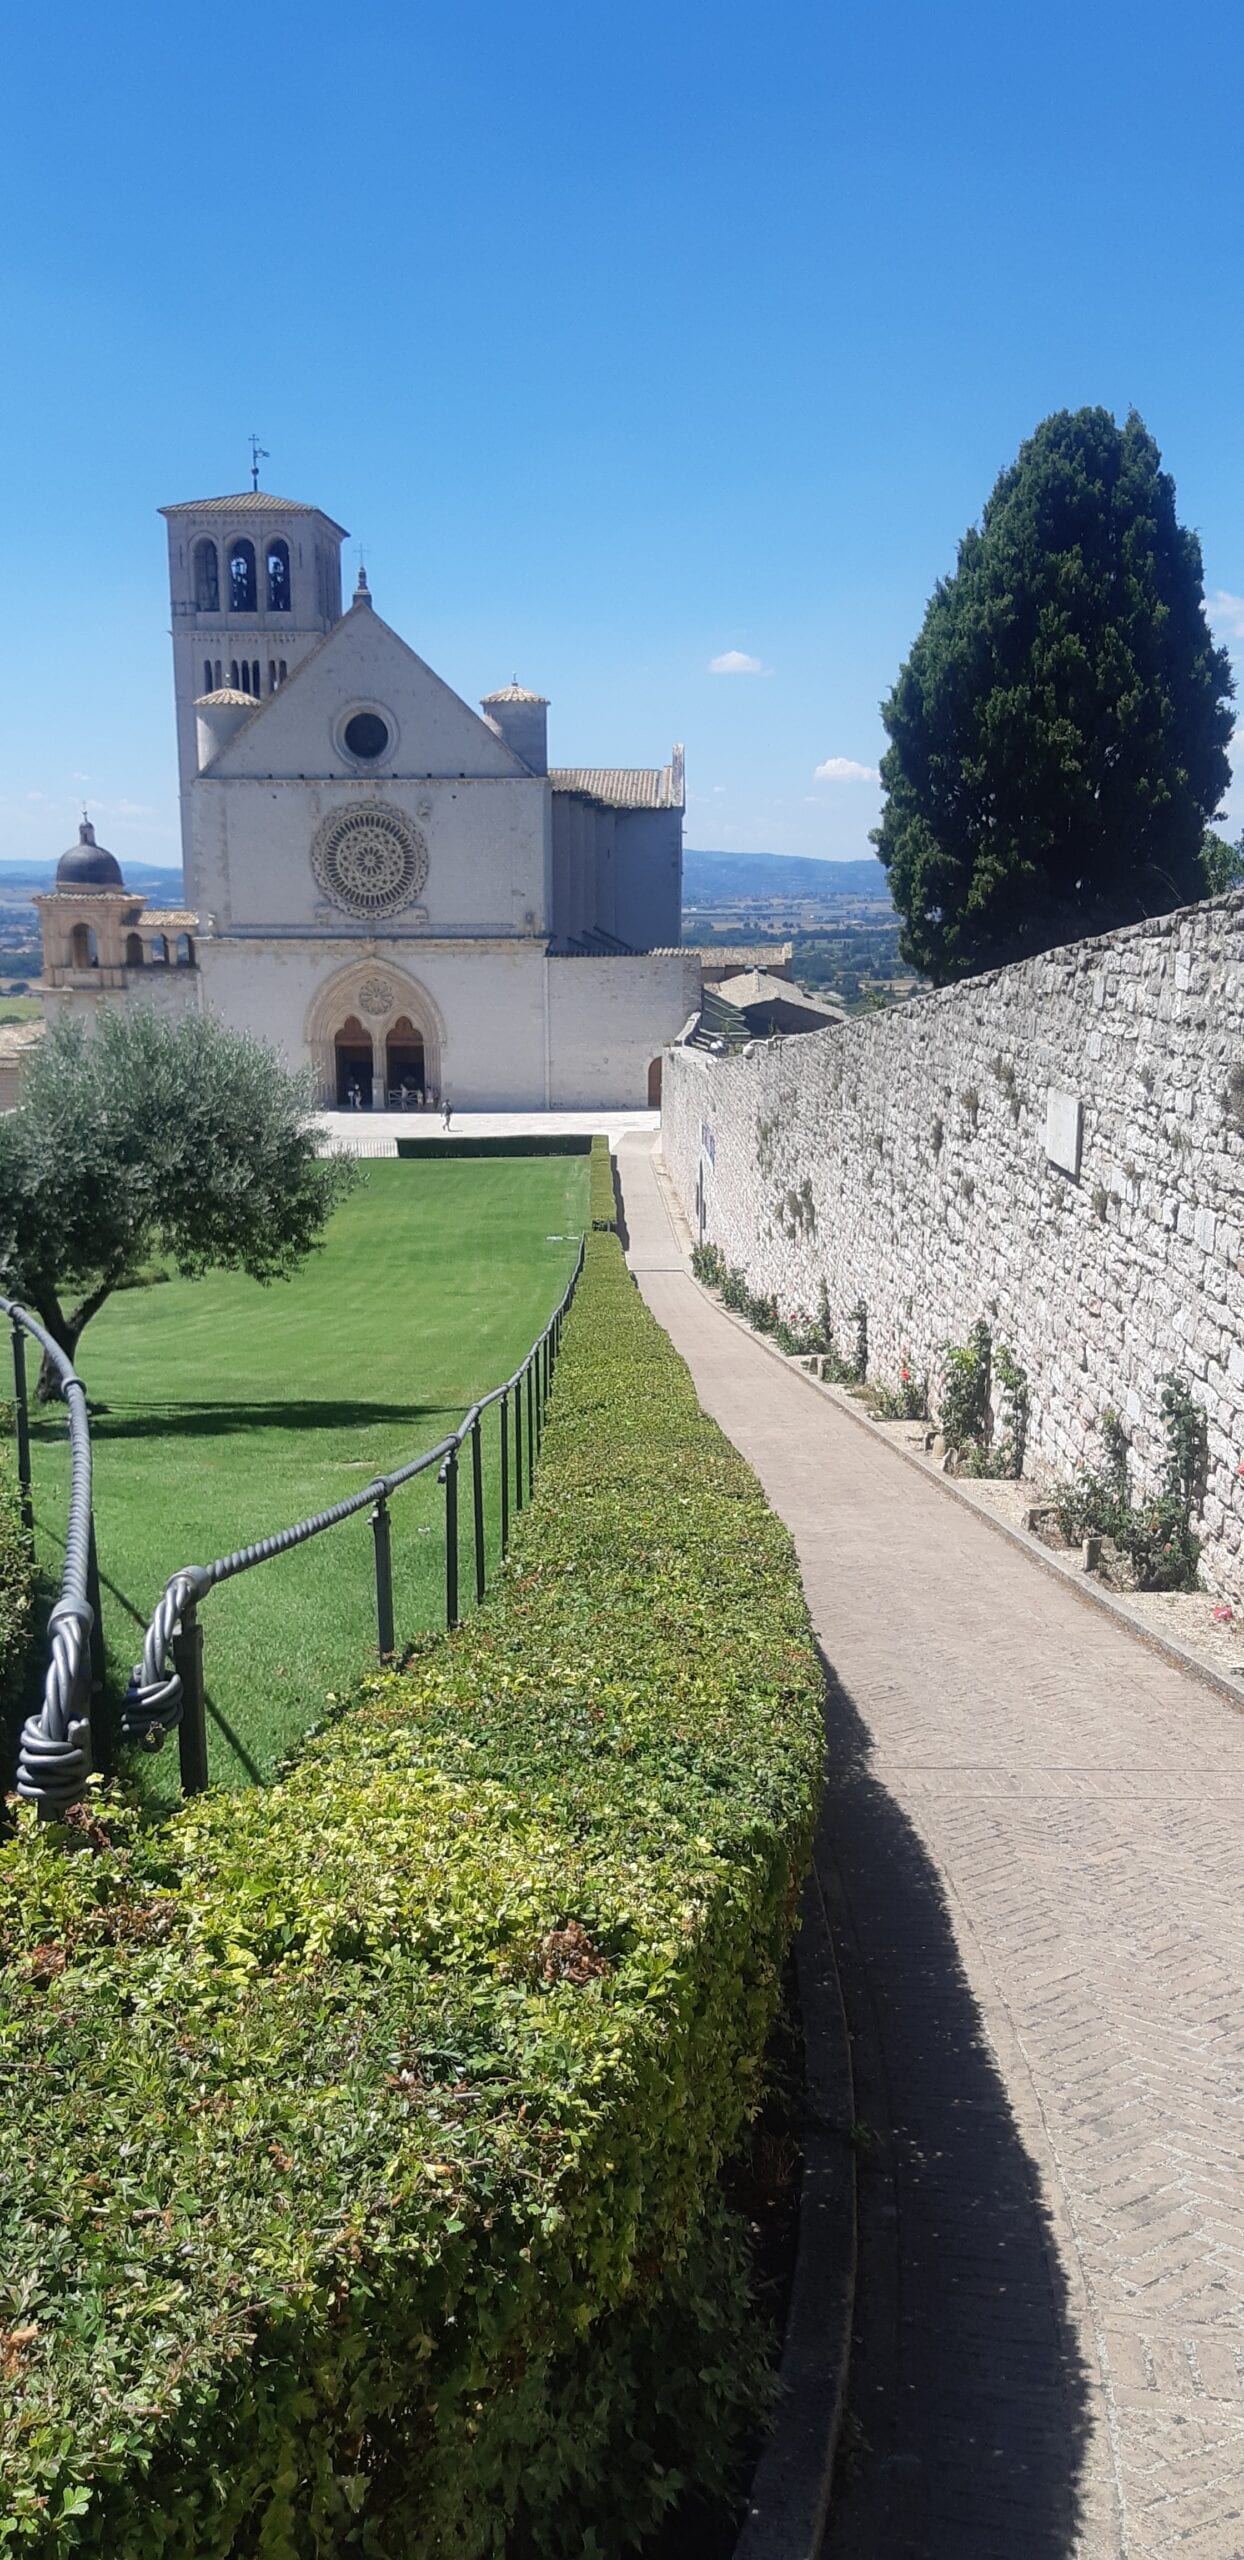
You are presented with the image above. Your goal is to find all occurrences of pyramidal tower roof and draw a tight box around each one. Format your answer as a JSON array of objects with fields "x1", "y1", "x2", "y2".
[{"x1": 160, "y1": 492, "x2": 349, "y2": 537}]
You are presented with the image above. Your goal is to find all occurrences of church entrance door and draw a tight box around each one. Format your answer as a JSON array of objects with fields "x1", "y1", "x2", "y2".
[
  {"x1": 335, "y1": 1015, "x2": 375, "y2": 1109},
  {"x1": 386, "y1": 1019, "x2": 426, "y2": 1108}
]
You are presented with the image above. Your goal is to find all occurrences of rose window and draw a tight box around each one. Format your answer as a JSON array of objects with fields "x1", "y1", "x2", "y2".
[{"x1": 310, "y1": 805, "x2": 428, "y2": 919}]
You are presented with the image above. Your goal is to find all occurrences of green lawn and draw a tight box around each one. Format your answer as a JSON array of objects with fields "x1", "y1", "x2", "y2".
[
  {"x1": 0, "y1": 994, "x2": 41, "y2": 1021},
  {"x1": 26, "y1": 1158, "x2": 588, "y2": 1800}
]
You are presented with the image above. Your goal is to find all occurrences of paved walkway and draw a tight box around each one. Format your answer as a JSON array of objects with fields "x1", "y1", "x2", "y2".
[{"x1": 618, "y1": 1132, "x2": 1244, "y2": 2560}]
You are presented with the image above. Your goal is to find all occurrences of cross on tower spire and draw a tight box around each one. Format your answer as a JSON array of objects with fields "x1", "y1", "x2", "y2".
[{"x1": 249, "y1": 433, "x2": 269, "y2": 492}]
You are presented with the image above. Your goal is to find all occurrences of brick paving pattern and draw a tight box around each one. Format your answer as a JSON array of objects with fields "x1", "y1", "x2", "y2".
[{"x1": 618, "y1": 1133, "x2": 1244, "y2": 2559}]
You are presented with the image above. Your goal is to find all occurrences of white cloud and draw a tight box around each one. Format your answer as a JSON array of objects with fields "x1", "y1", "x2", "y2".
[
  {"x1": 709, "y1": 650, "x2": 766, "y2": 675},
  {"x1": 1208, "y1": 591, "x2": 1244, "y2": 641},
  {"x1": 814, "y1": 756, "x2": 878, "y2": 784}
]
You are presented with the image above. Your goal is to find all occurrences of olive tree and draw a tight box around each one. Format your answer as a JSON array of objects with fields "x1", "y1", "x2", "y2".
[{"x1": 0, "y1": 1008, "x2": 355, "y2": 1392}]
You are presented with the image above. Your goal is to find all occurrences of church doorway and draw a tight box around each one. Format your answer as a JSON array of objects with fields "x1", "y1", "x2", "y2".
[
  {"x1": 647, "y1": 1055, "x2": 663, "y2": 1107},
  {"x1": 335, "y1": 1015, "x2": 375, "y2": 1109},
  {"x1": 386, "y1": 1016, "x2": 426, "y2": 1107}
]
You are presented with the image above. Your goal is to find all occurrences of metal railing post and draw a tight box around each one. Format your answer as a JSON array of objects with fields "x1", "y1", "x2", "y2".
[
  {"x1": 444, "y1": 1448, "x2": 459, "y2": 1628},
  {"x1": 86, "y1": 1512, "x2": 111, "y2": 1777},
  {"x1": 171, "y1": 1599, "x2": 209, "y2": 1794},
  {"x1": 500, "y1": 1388, "x2": 510, "y2": 1554},
  {"x1": 10, "y1": 1319, "x2": 32, "y2": 1534},
  {"x1": 526, "y1": 1359, "x2": 535, "y2": 1488},
  {"x1": 371, "y1": 1492, "x2": 395, "y2": 1658},
  {"x1": 515, "y1": 1365, "x2": 525, "y2": 1510},
  {"x1": 471, "y1": 1415, "x2": 485, "y2": 1605}
]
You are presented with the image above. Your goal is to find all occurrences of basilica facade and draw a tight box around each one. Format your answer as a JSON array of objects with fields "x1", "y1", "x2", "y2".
[{"x1": 37, "y1": 490, "x2": 698, "y2": 1109}]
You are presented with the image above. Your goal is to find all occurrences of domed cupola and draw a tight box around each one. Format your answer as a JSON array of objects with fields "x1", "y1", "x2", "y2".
[
  {"x1": 55, "y1": 819, "x2": 124, "y2": 890},
  {"x1": 481, "y1": 679, "x2": 549, "y2": 775},
  {"x1": 194, "y1": 685, "x2": 259, "y2": 770}
]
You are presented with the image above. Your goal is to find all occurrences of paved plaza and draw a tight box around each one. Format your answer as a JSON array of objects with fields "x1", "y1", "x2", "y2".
[
  {"x1": 619, "y1": 1131, "x2": 1244, "y2": 2559},
  {"x1": 320, "y1": 1106, "x2": 659, "y2": 1153}
]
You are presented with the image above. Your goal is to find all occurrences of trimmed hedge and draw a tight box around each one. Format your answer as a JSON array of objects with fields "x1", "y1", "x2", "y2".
[
  {"x1": 589, "y1": 1131, "x2": 617, "y2": 1230},
  {"x1": 394, "y1": 1133, "x2": 593, "y2": 1159},
  {"x1": 0, "y1": 1232, "x2": 824, "y2": 2556}
]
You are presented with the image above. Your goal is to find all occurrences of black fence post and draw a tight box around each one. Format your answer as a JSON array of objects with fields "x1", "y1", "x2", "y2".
[
  {"x1": 514, "y1": 1374, "x2": 524, "y2": 1512},
  {"x1": 86, "y1": 1511, "x2": 111, "y2": 1777},
  {"x1": 10, "y1": 1320, "x2": 32, "y2": 1534},
  {"x1": 371, "y1": 1493, "x2": 395, "y2": 1658},
  {"x1": 444, "y1": 1449, "x2": 459, "y2": 1629},
  {"x1": 500, "y1": 1389, "x2": 510, "y2": 1554},
  {"x1": 526, "y1": 1360, "x2": 535, "y2": 1487},
  {"x1": 471, "y1": 1416, "x2": 485, "y2": 1606},
  {"x1": 172, "y1": 1600, "x2": 209, "y2": 1794}
]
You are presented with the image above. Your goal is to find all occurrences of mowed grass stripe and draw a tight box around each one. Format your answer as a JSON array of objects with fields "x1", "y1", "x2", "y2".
[{"x1": 25, "y1": 1157, "x2": 588, "y2": 1797}]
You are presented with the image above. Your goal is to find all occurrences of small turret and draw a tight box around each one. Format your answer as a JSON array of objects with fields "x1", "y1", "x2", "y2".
[
  {"x1": 194, "y1": 686, "x2": 258, "y2": 771},
  {"x1": 481, "y1": 679, "x2": 549, "y2": 776}
]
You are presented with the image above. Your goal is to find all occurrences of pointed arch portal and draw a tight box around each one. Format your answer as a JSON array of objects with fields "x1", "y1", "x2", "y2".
[{"x1": 305, "y1": 960, "x2": 445, "y2": 1111}]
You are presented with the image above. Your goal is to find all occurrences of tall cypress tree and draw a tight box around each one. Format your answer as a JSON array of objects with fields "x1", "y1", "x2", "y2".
[{"x1": 874, "y1": 408, "x2": 1235, "y2": 982}]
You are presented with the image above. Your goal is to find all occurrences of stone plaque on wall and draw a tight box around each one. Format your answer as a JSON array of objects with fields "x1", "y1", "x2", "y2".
[{"x1": 1045, "y1": 1088, "x2": 1083, "y2": 1178}]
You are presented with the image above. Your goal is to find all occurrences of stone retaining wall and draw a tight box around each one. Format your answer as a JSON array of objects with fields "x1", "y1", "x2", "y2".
[{"x1": 663, "y1": 891, "x2": 1244, "y2": 1594}]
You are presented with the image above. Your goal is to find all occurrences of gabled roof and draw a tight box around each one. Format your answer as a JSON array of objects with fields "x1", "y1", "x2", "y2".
[
  {"x1": 160, "y1": 493, "x2": 350, "y2": 537},
  {"x1": 550, "y1": 766, "x2": 680, "y2": 809},
  {"x1": 197, "y1": 598, "x2": 531, "y2": 782},
  {"x1": 716, "y1": 970, "x2": 843, "y2": 1018}
]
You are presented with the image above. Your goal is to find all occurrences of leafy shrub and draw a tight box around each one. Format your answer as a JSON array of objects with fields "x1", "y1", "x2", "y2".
[
  {"x1": 939, "y1": 1319, "x2": 992, "y2": 1453},
  {"x1": 873, "y1": 1359, "x2": 929, "y2": 1422},
  {"x1": 1052, "y1": 1384, "x2": 1204, "y2": 1589},
  {"x1": 938, "y1": 1321, "x2": 1028, "y2": 1476},
  {"x1": 849, "y1": 1300, "x2": 868, "y2": 1383},
  {"x1": 0, "y1": 1232, "x2": 824, "y2": 2557}
]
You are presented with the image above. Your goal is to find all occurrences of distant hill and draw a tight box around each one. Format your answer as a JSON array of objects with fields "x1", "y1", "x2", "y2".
[
  {"x1": 684, "y1": 851, "x2": 889, "y2": 903},
  {"x1": 0, "y1": 861, "x2": 183, "y2": 898}
]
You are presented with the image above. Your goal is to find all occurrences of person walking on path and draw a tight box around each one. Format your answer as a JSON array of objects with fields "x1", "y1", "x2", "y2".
[{"x1": 442, "y1": 1098, "x2": 452, "y2": 1130}]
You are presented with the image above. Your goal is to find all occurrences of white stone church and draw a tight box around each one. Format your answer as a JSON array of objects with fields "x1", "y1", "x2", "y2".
[{"x1": 37, "y1": 490, "x2": 700, "y2": 1108}]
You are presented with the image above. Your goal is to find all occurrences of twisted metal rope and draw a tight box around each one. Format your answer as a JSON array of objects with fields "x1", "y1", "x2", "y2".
[
  {"x1": 3, "y1": 1304, "x2": 96, "y2": 1816},
  {"x1": 122, "y1": 1567, "x2": 209, "y2": 1748}
]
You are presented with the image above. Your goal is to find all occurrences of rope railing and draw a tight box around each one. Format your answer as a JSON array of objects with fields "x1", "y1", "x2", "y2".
[
  {"x1": 4, "y1": 1299, "x2": 106, "y2": 1818},
  {"x1": 123, "y1": 1236, "x2": 586, "y2": 1798}
]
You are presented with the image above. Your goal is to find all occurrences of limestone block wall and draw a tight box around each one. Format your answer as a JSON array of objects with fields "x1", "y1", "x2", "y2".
[
  {"x1": 663, "y1": 892, "x2": 1244, "y2": 1595},
  {"x1": 547, "y1": 951, "x2": 701, "y2": 1107}
]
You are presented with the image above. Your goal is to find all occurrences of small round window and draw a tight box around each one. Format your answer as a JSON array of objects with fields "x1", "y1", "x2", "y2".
[{"x1": 343, "y1": 710, "x2": 391, "y2": 761}]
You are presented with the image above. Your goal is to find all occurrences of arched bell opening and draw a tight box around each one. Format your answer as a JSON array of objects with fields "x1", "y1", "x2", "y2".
[
  {"x1": 334, "y1": 1014, "x2": 375, "y2": 1110},
  {"x1": 385, "y1": 1015, "x2": 426, "y2": 1107},
  {"x1": 125, "y1": 934, "x2": 144, "y2": 968},
  {"x1": 69, "y1": 922, "x2": 99, "y2": 970}
]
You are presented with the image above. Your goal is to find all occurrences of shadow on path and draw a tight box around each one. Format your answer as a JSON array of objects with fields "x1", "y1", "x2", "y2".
[{"x1": 817, "y1": 1658, "x2": 1102, "y2": 2559}]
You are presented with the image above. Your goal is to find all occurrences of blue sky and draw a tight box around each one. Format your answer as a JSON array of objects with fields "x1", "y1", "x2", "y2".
[{"x1": 2, "y1": 0, "x2": 1242, "y2": 868}]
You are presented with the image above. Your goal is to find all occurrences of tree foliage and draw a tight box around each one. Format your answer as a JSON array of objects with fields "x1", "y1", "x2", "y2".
[
  {"x1": 0, "y1": 1008, "x2": 355, "y2": 1385},
  {"x1": 873, "y1": 408, "x2": 1235, "y2": 981}
]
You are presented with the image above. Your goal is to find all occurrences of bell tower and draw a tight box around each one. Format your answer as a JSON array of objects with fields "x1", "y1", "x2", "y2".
[{"x1": 160, "y1": 487, "x2": 349, "y2": 849}]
